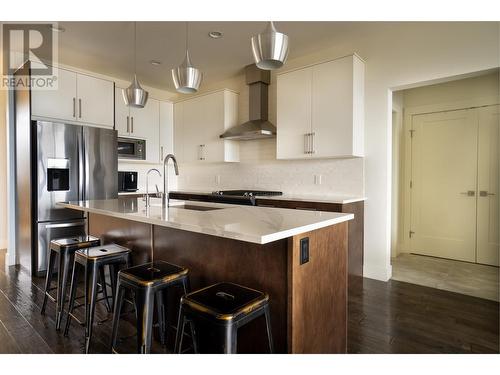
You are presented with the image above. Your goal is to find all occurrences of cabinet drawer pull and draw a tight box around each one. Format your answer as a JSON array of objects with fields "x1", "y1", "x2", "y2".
[
  {"x1": 304, "y1": 133, "x2": 310, "y2": 154},
  {"x1": 126, "y1": 116, "x2": 130, "y2": 133},
  {"x1": 131, "y1": 117, "x2": 134, "y2": 133},
  {"x1": 311, "y1": 132, "x2": 315, "y2": 154},
  {"x1": 161, "y1": 146, "x2": 164, "y2": 161},
  {"x1": 78, "y1": 98, "x2": 82, "y2": 118},
  {"x1": 73, "y1": 98, "x2": 76, "y2": 118},
  {"x1": 479, "y1": 190, "x2": 495, "y2": 197}
]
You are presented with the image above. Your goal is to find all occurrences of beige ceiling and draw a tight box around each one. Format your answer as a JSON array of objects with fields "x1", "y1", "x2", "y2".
[{"x1": 56, "y1": 21, "x2": 370, "y2": 91}]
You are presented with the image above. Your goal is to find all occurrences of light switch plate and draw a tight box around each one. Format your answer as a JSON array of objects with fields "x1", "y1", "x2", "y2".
[
  {"x1": 314, "y1": 174, "x2": 322, "y2": 185},
  {"x1": 215, "y1": 175, "x2": 221, "y2": 185}
]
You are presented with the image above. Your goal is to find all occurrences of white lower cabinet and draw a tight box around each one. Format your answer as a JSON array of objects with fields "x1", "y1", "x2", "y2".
[
  {"x1": 277, "y1": 54, "x2": 365, "y2": 159},
  {"x1": 31, "y1": 63, "x2": 114, "y2": 128},
  {"x1": 174, "y1": 89, "x2": 239, "y2": 163}
]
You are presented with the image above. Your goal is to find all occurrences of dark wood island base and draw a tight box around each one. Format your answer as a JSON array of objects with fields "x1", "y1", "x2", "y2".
[{"x1": 89, "y1": 212, "x2": 348, "y2": 354}]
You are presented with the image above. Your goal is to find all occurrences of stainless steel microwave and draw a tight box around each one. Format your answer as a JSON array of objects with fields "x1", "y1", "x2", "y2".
[{"x1": 117, "y1": 137, "x2": 146, "y2": 160}]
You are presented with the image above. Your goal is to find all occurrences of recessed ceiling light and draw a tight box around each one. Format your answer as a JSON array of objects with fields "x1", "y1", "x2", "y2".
[
  {"x1": 51, "y1": 25, "x2": 65, "y2": 33},
  {"x1": 208, "y1": 31, "x2": 223, "y2": 39},
  {"x1": 150, "y1": 60, "x2": 162, "y2": 66}
]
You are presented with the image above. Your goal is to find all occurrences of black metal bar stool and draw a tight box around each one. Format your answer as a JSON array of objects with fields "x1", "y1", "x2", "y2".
[
  {"x1": 64, "y1": 243, "x2": 131, "y2": 354},
  {"x1": 41, "y1": 235, "x2": 101, "y2": 330},
  {"x1": 111, "y1": 260, "x2": 190, "y2": 354},
  {"x1": 174, "y1": 282, "x2": 274, "y2": 354}
]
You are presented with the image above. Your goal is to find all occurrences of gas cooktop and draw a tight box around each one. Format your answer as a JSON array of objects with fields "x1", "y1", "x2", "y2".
[{"x1": 211, "y1": 190, "x2": 283, "y2": 197}]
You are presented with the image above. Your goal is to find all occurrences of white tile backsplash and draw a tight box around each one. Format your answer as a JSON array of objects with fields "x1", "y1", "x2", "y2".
[{"x1": 176, "y1": 139, "x2": 364, "y2": 197}]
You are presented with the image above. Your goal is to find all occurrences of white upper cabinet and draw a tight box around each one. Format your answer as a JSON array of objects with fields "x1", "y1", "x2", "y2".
[
  {"x1": 31, "y1": 64, "x2": 114, "y2": 129},
  {"x1": 115, "y1": 86, "x2": 160, "y2": 163},
  {"x1": 114, "y1": 87, "x2": 130, "y2": 136},
  {"x1": 277, "y1": 54, "x2": 365, "y2": 159},
  {"x1": 276, "y1": 68, "x2": 312, "y2": 159},
  {"x1": 76, "y1": 74, "x2": 114, "y2": 128},
  {"x1": 130, "y1": 98, "x2": 160, "y2": 163},
  {"x1": 31, "y1": 67, "x2": 77, "y2": 122},
  {"x1": 159, "y1": 101, "x2": 174, "y2": 162},
  {"x1": 174, "y1": 89, "x2": 239, "y2": 163}
]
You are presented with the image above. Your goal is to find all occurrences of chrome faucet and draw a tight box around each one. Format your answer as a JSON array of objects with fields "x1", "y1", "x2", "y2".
[
  {"x1": 162, "y1": 154, "x2": 179, "y2": 207},
  {"x1": 145, "y1": 168, "x2": 161, "y2": 207}
]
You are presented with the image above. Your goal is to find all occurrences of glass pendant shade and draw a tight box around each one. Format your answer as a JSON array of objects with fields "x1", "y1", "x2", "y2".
[
  {"x1": 123, "y1": 74, "x2": 149, "y2": 108},
  {"x1": 251, "y1": 21, "x2": 289, "y2": 70},
  {"x1": 171, "y1": 50, "x2": 203, "y2": 94}
]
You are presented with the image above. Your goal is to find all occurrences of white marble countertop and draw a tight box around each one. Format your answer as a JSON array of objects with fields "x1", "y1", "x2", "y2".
[
  {"x1": 118, "y1": 190, "x2": 164, "y2": 196},
  {"x1": 58, "y1": 199, "x2": 353, "y2": 244},
  {"x1": 170, "y1": 190, "x2": 366, "y2": 204}
]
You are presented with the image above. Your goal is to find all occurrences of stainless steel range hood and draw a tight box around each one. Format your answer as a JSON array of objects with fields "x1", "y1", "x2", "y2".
[{"x1": 220, "y1": 64, "x2": 277, "y2": 140}]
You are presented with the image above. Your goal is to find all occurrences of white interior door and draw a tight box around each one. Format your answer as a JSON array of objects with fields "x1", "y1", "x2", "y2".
[
  {"x1": 476, "y1": 105, "x2": 499, "y2": 266},
  {"x1": 410, "y1": 109, "x2": 478, "y2": 262}
]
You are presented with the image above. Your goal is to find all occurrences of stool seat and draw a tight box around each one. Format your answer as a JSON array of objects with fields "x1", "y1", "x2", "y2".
[
  {"x1": 75, "y1": 244, "x2": 131, "y2": 260},
  {"x1": 120, "y1": 261, "x2": 188, "y2": 287},
  {"x1": 51, "y1": 235, "x2": 100, "y2": 252},
  {"x1": 182, "y1": 282, "x2": 269, "y2": 322}
]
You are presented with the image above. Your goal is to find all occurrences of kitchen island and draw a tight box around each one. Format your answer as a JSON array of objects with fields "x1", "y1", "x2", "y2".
[{"x1": 59, "y1": 198, "x2": 353, "y2": 353}]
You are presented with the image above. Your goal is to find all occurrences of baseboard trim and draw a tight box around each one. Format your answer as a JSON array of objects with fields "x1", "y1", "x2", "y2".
[{"x1": 363, "y1": 263, "x2": 392, "y2": 282}]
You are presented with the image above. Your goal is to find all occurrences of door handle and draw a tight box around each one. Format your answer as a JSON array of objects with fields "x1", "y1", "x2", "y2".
[
  {"x1": 304, "y1": 133, "x2": 312, "y2": 154},
  {"x1": 126, "y1": 116, "x2": 130, "y2": 133},
  {"x1": 131, "y1": 117, "x2": 134, "y2": 133},
  {"x1": 78, "y1": 98, "x2": 82, "y2": 118},
  {"x1": 460, "y1": 191, "x2": 475, "y2": 196},
  {"x1": 73, "y1": 98, "x2": 76, "y2": 118},
  {"x1": 479, "y1": 191, "x2": 496, "y2": 197},
  {"x1": 45, "y1": 221, "x2": 86, "y2": 229},
  {"x1": 200, "y1": 145, "x2": 205, "y2": 160}
]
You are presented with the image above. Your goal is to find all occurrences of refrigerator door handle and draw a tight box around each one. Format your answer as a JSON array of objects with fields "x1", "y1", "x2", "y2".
[
  {"x1": 45, "y1": 221, "x2": 86, "y2": 229},
  {"x1": 78, "y1": 128, "x2": 85, "y2": 201}
]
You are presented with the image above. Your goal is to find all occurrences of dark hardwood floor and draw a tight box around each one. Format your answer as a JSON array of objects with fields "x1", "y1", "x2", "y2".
[
  {"x1": 0, "y1": 250, "x2": 498, "y2": 354},
  {"x1": 348, "y1": 277, "x2": 499, "y2": 353}
]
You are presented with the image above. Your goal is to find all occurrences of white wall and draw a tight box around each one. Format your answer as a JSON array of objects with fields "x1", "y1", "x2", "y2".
[
  {"x1": 175, "y1": 22, "x2": 500, "y2": 281},
  {"x1": 391, "y1": 92, "x2": 404, "y2": 258},
  {"x1": 403, "y1": 70, "x2": 499, "y2": 108},
  {"x1": 0, "y1": 87, "x2": 7, "y2": 250}
]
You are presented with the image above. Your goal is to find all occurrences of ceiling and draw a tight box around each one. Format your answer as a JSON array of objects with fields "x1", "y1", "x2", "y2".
[{"x1": 55, "y1": 21, "x2": 370, "y2": 92}]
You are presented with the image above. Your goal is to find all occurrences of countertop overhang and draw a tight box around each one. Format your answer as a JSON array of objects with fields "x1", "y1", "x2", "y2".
[{"x1": 58, "y1": 199, "x2": 354, "y2": 244}]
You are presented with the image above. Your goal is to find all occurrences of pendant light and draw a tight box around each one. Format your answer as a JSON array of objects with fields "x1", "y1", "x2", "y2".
[
  {"x1": 251, "y1": 21, "x2": 289, "y2": 70},
  {"x1": 123, "y1": 22, "x2": 149, "y2": 108},
  {"x1": 171, "y1": 22, "x2": 202, "y2": 94}
]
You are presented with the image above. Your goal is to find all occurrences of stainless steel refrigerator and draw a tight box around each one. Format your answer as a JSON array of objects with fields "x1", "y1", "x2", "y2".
[{"x1": 33, "y1": 121, "x2": 117, "y2": 275}]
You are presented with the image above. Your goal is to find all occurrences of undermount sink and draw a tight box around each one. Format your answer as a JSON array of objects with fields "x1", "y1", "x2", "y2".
[{"x1": 172, "y1": 204, "x2": 223, "y2": 211}]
